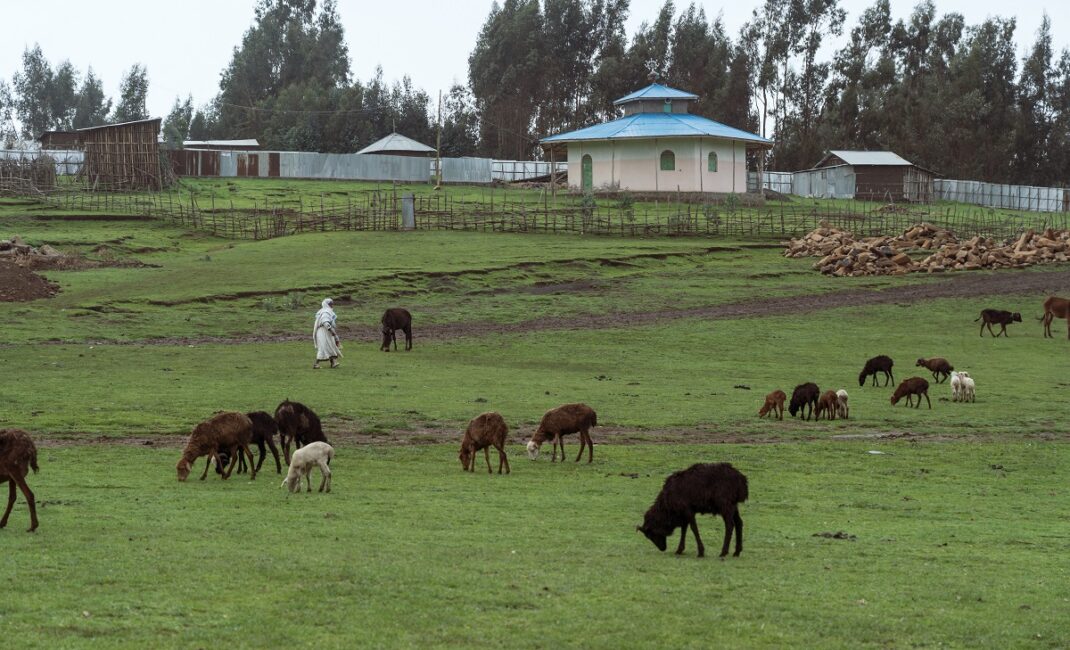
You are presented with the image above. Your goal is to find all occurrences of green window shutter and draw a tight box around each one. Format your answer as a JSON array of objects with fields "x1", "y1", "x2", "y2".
[
  {"x1": 708, "y1": 151, "x2": 718, "y2": 172},
  {"x1": 663, "y1": 100, "x2": 672, "y2": 113},
  {"x1": 660, "y1": 150, "x2": 675, "y2": 171}
]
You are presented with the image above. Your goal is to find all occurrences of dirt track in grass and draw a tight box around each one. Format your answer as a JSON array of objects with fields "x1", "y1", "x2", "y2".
[{"x1": 67, "y1": 267, "x2": 1070, "y2": 346}]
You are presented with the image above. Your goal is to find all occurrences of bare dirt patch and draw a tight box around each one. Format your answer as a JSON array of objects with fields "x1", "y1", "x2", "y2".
[{"x1": 0, "y1": 261, "x2": 59, "y2": 301}]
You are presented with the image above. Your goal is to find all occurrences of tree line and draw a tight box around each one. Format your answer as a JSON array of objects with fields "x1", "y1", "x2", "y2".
[{"x1": 3, "y1": 0, "x2": 1070, "y2": 186}]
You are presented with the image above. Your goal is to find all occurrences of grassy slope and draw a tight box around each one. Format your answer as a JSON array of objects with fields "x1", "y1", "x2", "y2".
[{"x1": 2, "y1": 442, "x2": 1067, "y2": 649}]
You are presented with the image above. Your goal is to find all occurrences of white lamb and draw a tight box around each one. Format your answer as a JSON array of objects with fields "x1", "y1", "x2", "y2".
[
  {"x1": 960, "y1": 375, "x2": 976, "y2": 403},
  {"x1": 835, "y1": 389, "x2": 849, "y2": 419},
  {"x1": 281, "y1": 441, "x2": 334, "y2": 493},
  {"x1": 950, "y1": 371, "x2": 972, "y2": 402}
]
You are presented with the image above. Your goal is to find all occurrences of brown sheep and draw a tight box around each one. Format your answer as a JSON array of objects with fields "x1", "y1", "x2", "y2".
[
  {"x1": 916, "y1": 357, "x2": 953, "y2": 383},
  {"x1": 1039, "y1": 296, "x2": 1070, "y2": 339},
  {"x1": 213, "y1": 411, "x2": 283, "y2": 476},
  {"x1": 526, "y1": 403, "x2": 597, "y2": 463},
  {"x1": 176, "y1": 412, "x2": 257, "y2": 482},
  {"x1": 758, "y1": 390, "x2": 786, "y2": 420},
  {"x1": 891, "y1": 377, "x2": 932, "y2": 409},
  {"x1": 0, "y1": 429, "x2": 39, "y2": 532},
  {"x1": 815, "y1": 390, "x2": 839, "y2": 420},
  {"x1": 459, "y1": 412, "x2": 510, "y2": 474},
  {"x1": 274, "y1": 400, "x2": 328, "y2": 465},
  {"x1": 380, "y1": 308, "x2": 413, "y2": 351},
  {"x1": 975, "y1": 309, "x2": 1022, "y2": 337},
  {"x1": 637, "y1": 463, "x2": 748, "y2": 558}
]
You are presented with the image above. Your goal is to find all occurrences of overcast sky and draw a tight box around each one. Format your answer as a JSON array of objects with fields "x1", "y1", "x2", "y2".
[{"x1": 3, "y1": 0, "x2": 1068, "y2": 120}]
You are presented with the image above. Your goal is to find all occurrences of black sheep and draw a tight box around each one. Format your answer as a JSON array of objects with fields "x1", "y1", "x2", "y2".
[
  {"x1": 274, "y1": 400, "x2": 328, "y2": 464},
  {"x1": 858, "y1": 355, "x2": 895, "y2": 387},
  {"x1": 637, "y1": 463, "x2": 748, "y2": 558},
  {"x1": 214, "y1": 411, "x2": 283, "y2": 476},
  {"x1": 380, "y1": 308, "x2": 413, "y2": 351},
  {"x1": 788, "y1": 383, "x2": 820, "y2": 420}
]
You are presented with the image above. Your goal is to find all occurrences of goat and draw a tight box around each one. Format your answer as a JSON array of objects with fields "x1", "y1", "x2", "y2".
[
  {"x1": 274, "y1": 400, "x2": 328, "y2": 465},
  {"x1": 526, "y1": 403, "x2": 597, "y2": 463},
  {"x1": 177, "y1": 412, "x2": 256, "y2": 481},
  {"x1": 758, "y1": 390, "x2": 786, "y2": 420},
  {"x1": 858, "y1": 355, "x2": 894, "y2": 387},
  {"x1": 788, "y1": 383, "x2": 820, "y2": 420},
  {"x1": 637, "y1": 463, "x2": 748, "y2": 558},
  {"x1": 282, "y1": 441, "x2": 334, "y2": 493},
  {"x1": 0, "y1": 429, "x2": 39, "y2": 532},
  {"x1": 975, "y1": 309, "x2": 1022, "y2": 337},
  {"x1": 380, "y1": 308, "x2": 413, "y2": 351},
  {"x1": 459, "y1": 412, "x2": 510, "y2": 474},
  {"x1": 1039, "y1": 296, "x2": 1070, "y2": 339},
  {"x1": 891, "y1": 377, "x2": 932, "y2": 409},
  {"x1": 916, "y1": 357, "x2": 953, "y2": 383},
  {"x1": 815, "y1": 390, "x2": 839, "y2": 421},
  {"x1": 835, "y1": 389, "x2": 849, "y2": 419}
]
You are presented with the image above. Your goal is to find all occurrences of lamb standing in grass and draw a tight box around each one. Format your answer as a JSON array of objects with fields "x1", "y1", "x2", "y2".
[
  {"x1": 960, "y1": 375, "x2": 976, "y2": 403},
  {"x1": 282, "y1": 441, "x2": 334, "y2": 493},
  {"x1": 835, "y1": 389, "x2": 849, "y2": 419}
]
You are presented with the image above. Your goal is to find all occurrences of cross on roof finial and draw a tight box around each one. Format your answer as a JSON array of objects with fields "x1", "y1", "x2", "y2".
[{"x1": 644, "y1": 60, "x2": 660, "y2": 82}]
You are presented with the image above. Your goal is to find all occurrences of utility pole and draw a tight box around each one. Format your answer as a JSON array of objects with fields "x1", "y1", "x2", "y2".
[{"x1": 435, "y1": 90, "x2": 443, "y2": 190}]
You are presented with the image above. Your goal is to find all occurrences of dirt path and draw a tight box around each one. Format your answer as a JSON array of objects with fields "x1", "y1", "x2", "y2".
[{"x1": 66, "y1": 267, "x2": 1070, "y2": 347}]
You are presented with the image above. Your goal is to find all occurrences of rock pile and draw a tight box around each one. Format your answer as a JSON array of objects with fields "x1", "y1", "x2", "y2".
[
  {"x1": 784, "y1": 222, "x2": 1070, "y2": 276},
  {"x1": 0, "y1": 235, "x2": 64, "y2": 264}
]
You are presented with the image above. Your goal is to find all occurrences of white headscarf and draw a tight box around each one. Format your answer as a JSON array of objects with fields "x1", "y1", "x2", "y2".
[{"x1": 313, "y1": 298, "x2": 336, "y2": 336}]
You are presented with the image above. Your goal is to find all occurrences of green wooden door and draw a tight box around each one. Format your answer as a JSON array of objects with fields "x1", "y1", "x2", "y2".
[{"x1": 581, "y1": 155, "x2": 593, "y2": 192}]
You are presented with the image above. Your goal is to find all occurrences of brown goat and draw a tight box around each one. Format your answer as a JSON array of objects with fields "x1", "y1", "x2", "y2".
[
  {"x1": 0, "y1": 429, "x2": 39, "y2": 532},
  {"x1": 758, "y1": 390, "x2": 786, "y2": 420},
  {"x1": 815, "y1": 390, "x2": 839, "y2": 420},
  {"x1": 526, "y1": 403, "x2": 597, "y2": 463},
  {"x1": 916, "y1": 357, "x2": 953, "y2": 383},
  {"x1": 1039, "y1": 296, "x2": 1070, "y2": 339},
  {"x1": 380, "y1": 308, "x2": 413, "y2": 351},
  {"x1": 274, "y1": 400, "x2": 328, "y2": 464},
  {"x1": 638, "y1": 463, "x2": 748, "y2": 558},
  {"x1": 975, "y1": 309, "x2": 1022, "y2": 337},
  {"x1": 177, "y1": 412, "x2": 257, "y2": 482},
  {"x1": 891, "y1": 377, "x2": 932, "y2": 409},
  {"x1": 459, "y1": 412, "x2": 510, "y2": 474}
]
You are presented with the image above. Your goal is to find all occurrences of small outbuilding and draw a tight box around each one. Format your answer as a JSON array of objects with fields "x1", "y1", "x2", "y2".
[
  {"x1": 357, "y1": 132, "x2": 436, "y2": 157},
  {"x1": 37, "y1": 131, "x2": 82, "y2": 150},
  {"x1": 540, "y1": 83, "x2": 771, "y2": 195},
  {"x1": 793, "y1": 150, "x2": 938, "y2": 202},
  {"x1": 77, "y1": 118, "x2": 163, "y2": 190}
]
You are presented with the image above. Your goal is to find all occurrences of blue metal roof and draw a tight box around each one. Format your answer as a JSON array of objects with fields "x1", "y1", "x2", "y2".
[
  {"x1": 613, "y1": 83, "x2": 698, "y2": 105},
  {"x1": 541, "y1": 112, "x2": 771, "y2": 145}
]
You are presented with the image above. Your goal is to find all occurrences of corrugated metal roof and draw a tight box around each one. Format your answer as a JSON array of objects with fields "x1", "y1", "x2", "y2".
[
  {"x1": 76, "y1": 118, "x2": 160, "y2": 132},
  {"x1": 824, "y1": 150, "x2": 913, "y2": 166},
  {"x1": 357, "y1": 132, "x2": 435, "y2": 155},
  {"x1": 184, "y1": 139, "x2": 260, "y2": 148},
  {"x1": 613, "y1": 83, "x2": 699, "y2": 105},
  {"x1": 541, "y1": 113, "x2": 770, "y2": 145}
]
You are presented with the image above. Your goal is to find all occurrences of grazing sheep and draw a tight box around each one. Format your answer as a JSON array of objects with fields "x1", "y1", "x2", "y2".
[
  {"x1": 176, "y1": 412, "x2": 257, "y2": 482},
  {"x1": 858, "y1": 355, "x2": 894, "y2": 387},
  {"x1": 950, "y1": 371, "x2": 964, "y2": 402},
  {"x1": 758, "y1": 390, "x2": 786, "y2": 420},
  {"x1": 459, "y1": 412, "x2": 510, "y2": 474},
  {"x1": 1039, "y1": 296, "x2": 1070, "y2": 339},
  {"x1": 835, "y1": 389, "x2": 849, "y2": 419},
  {"x1": 380, "y1": 308, "x2": 413, "y2": 351},
  {"x1": 637, "y1": 463, "x2": 748, "y2": 558},
  {"x1": 213, "y1": 411, "x2": 283, "y2": 476},
  {"x1": 0, "y1": 429, "x2": 39, "y2": 532},
  {"x1": 815, "y1": 390, "x2": 839, "y2": 421},
  {"x1": 526, "y1": 403, "x2": 597, "y2": 463},
  {"x1": 975, "y1": 309, "x2": 1022, "y2": 337},
  {"x1": 891, "y1": 377, "x2": 932, "y2": 409},
  {"x1": 281, "y1": 441, "x2": 334, "y2": 493},
  {"x1": 788, "y1": 383, "x2": 820, "y2": 421},
  {"x1": 960, "y1": 375, "x2": 976, "y2": 403},
  {"x1": 916, "y1": 357, "x2": 953, "y2": 383},
  {"x1": 274, "y1": 400, "x2": 328, "y2": 465}
]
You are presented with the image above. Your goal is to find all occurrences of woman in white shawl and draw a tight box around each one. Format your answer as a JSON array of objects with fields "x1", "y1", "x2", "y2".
[{"x1": 313, "y1": 298, "x2": 341, "y2": 369}]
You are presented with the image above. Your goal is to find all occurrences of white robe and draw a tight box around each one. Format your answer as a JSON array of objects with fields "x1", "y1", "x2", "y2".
[{"x1": 313, "y1": 302, "x2": 341, "y2": 361}]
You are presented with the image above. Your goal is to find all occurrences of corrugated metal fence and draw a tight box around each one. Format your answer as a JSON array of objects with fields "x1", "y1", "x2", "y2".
[
  {"x1": 791, "y1": 167, "x2": 857, "y2": 199},
  {"x1": 935, "y1": 179, "x2": 1070, "y2": 213},
  {"x1": 0, "y1": 149, "x2": 84, "y2": 175},
  {"x1": 747, "y1": 171, "x2": 793, "y2": 194}
]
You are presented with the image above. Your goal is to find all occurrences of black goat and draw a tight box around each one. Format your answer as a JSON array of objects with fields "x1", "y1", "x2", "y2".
[
  {"x1": 788, "y1": 383, "x2": 820, "y2": 420},
  {"x1": 858, "y1": 355, "x2": 894, "y2": 387},
  {"x1": 637, "y1": 463, "x2": 748, "y2": 558}
]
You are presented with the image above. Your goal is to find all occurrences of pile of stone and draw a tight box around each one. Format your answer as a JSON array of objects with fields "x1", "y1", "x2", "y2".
[
  {"x1": 784, "y1": 222, "x2": 1070, "y2": 277},
  {"x1": 917, "y1": 228, "x2": 1070, "y2": 272},
  {"x1": 0, "y1": 235, "x2": 64, "y2": 264}
]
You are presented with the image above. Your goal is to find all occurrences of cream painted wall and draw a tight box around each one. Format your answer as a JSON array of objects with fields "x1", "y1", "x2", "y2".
[{"x1": 565, "y1": 137, "x2": 749, "y2": 194}]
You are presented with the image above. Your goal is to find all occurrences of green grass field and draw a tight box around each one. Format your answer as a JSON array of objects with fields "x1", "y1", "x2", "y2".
[{"x1": 2, "y1": 185, "x2": 1069, "y2": 648}]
